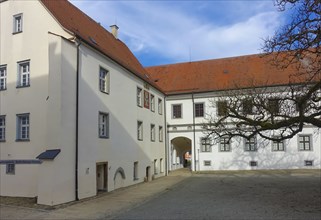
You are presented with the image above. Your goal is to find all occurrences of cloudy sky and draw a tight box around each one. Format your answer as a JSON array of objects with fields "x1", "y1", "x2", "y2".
[{"x1": 70, "y1": 0, "x2": 286, "y2": 67}]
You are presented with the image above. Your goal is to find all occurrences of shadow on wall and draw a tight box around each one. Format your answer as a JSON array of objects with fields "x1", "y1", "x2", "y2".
[{"x1": 218, "y1": 134, "x2": 320, "y2": 171}]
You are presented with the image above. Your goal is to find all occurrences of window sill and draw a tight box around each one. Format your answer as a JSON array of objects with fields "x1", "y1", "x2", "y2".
[
  {"x1": 138, "y1": 139, "x2": 143, "y2": 141},
  {"x1": 16, "y1": 85, "x2": 30, "y2": 89},
  {"x1": 12, "y1": 31, "x2": 23, "y2": 35},
  {"x1": 99, "y1": 136, "x2": 109, "y2": 139},
  {"x1": 100, "y1": 90, "x2": 109, "y2": 95},
  {"x1": 133, "y1": 178, "x2": 139, "y2": 181},
  {"x1": 0, "y1": 88, "x2": 7, "y2": 91},
  {"x1": 0, "y1": 140, "x2": 6, "y2": 142},
  {"x1": 16, "y1": 139, "x2": 30, "y2": 142}
]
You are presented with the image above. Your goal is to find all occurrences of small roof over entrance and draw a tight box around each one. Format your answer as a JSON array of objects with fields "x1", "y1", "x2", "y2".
[{"x1": 36, "y1": 149, "x2": 61, "y2": 160}]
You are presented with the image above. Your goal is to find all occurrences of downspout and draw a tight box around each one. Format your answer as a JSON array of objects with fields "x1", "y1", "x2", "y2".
[
  {"x1": 192, "y1": 93, "x2": 197, "y2": 171},
  {"x1": 164, "y1": 96, "x2": 168, "y2": 176},
  {"x1": 75, "y1": 40, "x2": 81, "y2": 201}
]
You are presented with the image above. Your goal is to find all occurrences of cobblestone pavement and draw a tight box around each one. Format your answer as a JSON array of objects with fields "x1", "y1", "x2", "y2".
[{"x1": 1, "y1": 169, "x2": 320, "y2": 220}]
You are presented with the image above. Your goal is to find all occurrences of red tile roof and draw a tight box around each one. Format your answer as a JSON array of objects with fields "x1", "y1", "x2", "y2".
[
  {"x1": 146, "y1": 53, "x2": 304, "y2": 95},
  {"x1": 40, "y1": 0, "x2": 160, "y2": 91}
]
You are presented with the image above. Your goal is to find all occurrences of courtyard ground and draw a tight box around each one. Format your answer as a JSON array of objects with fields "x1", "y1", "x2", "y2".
[{"x1": 1, "y1": 169, "x2": 320, "y2": 220}]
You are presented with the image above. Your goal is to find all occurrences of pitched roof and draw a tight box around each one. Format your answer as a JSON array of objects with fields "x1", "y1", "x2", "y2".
[
  {"x1": 40, "y1": 0, "x2": 160, "y2": 91},
  {"x1": 146, "y1": 53, "x2": 303, "y2": 95}
]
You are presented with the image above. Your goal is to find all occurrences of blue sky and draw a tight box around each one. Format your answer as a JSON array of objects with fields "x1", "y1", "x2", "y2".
[{"x1": 70, "y1": 0, "x2": 286, "y2": 67}]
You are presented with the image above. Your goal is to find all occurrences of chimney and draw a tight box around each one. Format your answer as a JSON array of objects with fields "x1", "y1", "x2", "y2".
[{"x1": 110, "y1": 24, "x2": 119, "y2": 39}]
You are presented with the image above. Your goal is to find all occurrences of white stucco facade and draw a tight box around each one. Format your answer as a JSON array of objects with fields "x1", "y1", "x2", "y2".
[
  {"x1": 0, "y1": 0, "x2": 165, "y2": 206},
  {"x1": 166, "y1": 93, "x2": 321, "y2": 172}
]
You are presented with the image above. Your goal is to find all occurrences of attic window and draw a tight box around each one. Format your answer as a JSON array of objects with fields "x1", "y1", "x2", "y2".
[
  {"x1": 223, "y1": 70, "x2": 229, "y2": 74},
  {"x1": 89, "y1": 36, "x2": 97, "y2": 45}
]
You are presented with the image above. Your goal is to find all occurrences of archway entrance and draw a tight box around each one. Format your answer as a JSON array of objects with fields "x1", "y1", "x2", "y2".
[{"x1": 170, "y1": 137, "x2": 192, "y2": 171}]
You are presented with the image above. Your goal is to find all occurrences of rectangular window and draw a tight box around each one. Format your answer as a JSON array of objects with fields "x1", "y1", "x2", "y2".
[
  {"x1": 133, "y1": 161, "x2": 138, "y2": 180},
  {"x1": 304, "y1": 160, "x2": 313, "y2": 166},
  {"x1": 16, "y1": 114, "x2": 29, "y2": 141},
  {"x1": 151, "y1": 124, "x2": 155, "y2": 142},
  {"x1": 158, "y1": 98, "x2": 163, "y2": 115},
  {"x1": 160, "y1": 158, "x2": 164, "y2": 173},
  {"x1": 220, "y1": 136, "x2": 231, "y2": 152},
  {"x1": 13, "y1": 14, "x2": 23, "y2": 33},
  {"x1": 137, "y1": 87, "x2": 143, "y2": 107},
  {"x1": 144, "y1": 91, "x2": 150, "y2": 109},
  {"x1": 159, "y1": 126, "x2": 163, "y2": 142},
  {"x1": 99, "y1": 112, "x2": 109, "y2": 138},
  {"x1": 298, "y1": 135, "x2": 312, "y2": 151},
  {"x1": 0, "y1": 65, "x2": 7, "y2": 90},
  {"x1": 204, "y1": 160, "x2": 211, "y2": 166},
  {"x1": 137, "y1": 121, "x2": 143, "y2": 141},
  {"x1": 217, "y1": 101, "x2": 228, "y2": 117},
  {"x1": 154, "y1": 159, "x2": 158, "y2": 174},
  {"x1": 0, "y1": 115, "x2": 5, "y2": 141},
  {"x1": 17, "y1": 60, "x2": 30, "y2": 87},
  {"x1": 244, "y1": 137, "x2": 257, "y2": 151},
  {"x1": 250, "y1": 161, "x2": 258, "y2": 167},
  {"x1": 99, "y1": 67, "x2": 109, "y2": 93},
  {"x1": 195, "y1": 103, "x2": 204, "y2": 117},
  {"x1": 272, "y1": 138, "x2": 284, "y2": 151},
  {"x1": 6, "y1": 163, "x2": 15, "y2": 175},
  {"x1": 150, "y1": 94, "x2": 155, "y2": 112},
  {"x1": 268, "y1": 99, "x2": 280, "y2": 114},
  {"x1": 242, "y1": 99, "x2": 253, "y2": 115},
  {"x1": 201, "y1": 138, "x2": 211, "y2": 152},
  {"x1": 172, "y1": 104, "x2": 182, "y2": 119}
]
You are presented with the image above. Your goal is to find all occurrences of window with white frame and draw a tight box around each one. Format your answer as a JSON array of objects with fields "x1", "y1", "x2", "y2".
[
  {"x1": 137, "y1": 87, "x2": 143, "y2": 107},
  {"x1": 217, "y1": 101, "x2": 228, "y2": 117},
  {"x1": 172, "y1": 104, "x2": 182, "y2": 119},
  {"x1": 219, "y1": 136, "x2": 231, "y2": 152},
  {"x1": 17, "y1": 60, "x2": 30, "y2": 87},
  {"x1": 137, "y1": 121, "x2": 143, "y2": 140},
  {"x1": 151, "y1": 124, "x2": 155, "y2": 142},
  {"x1": 204, "y1": 160, "x2": 211, "y2": 166},
  {"x1": 298, "y1": 135, "x2": 312, "y2": 151},
  {"x1": 0, "y1": 65, "x2": 7, "y2": 90},
  {"x1": 268, "y1": 99, "x2": 280, "y2": 114},
  {"x1": 16, "y1": 114, "x2": 29, "y2": 141},
  {"x1": 99, "y1": 67, "x2": 109, "y2": 93},
  {"x1": 272, "y1": 138, "x2": 284, "y2": 151},
  {"x1": 201, "y1": 138, "x2": 211, "y2": 152},
  {"x1": 13, "y1": 14, "x2": 23, "y2": 33},
  {"x1": 154, "y1": 159, "x2": 158, "y2": 174},
  {"x1": 133, "y1": 161, "x2": 138, "y2": 180},
  {"x1": 158, "y1": 98, "x2": 163, "y2": 115},
  {"x1": 150, "y1": 94, "x2": 155, "y2": 112},
  {"x1": 6, "y1": 163, "x2": 15, "y2": 175},
  {"x1": 160, "y1": 158, "x2": 164, "y2": 173},
  {"x1": 242, "y1": 99, "x2": 253, "y2": 115},
  {"x1": 195, "y1": 103, "x2": 204, "y2": 117},
  {"x1": 99, "y1": 112, "x2": 109, "y2": 138},
  {"x1": 159, "y1": 126, "x2": 163, "y2": 142},
  {"x1": 244, "y1": 136, "x2": 257, "y2": 151},
  {"x1": 0, "y1": 116, "x2": 5, "y2": 141}
]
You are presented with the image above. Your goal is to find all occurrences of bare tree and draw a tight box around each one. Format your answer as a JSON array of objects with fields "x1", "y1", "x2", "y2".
[{"x1": 204, "y1": 0, "x2": 321, "y2": 142}]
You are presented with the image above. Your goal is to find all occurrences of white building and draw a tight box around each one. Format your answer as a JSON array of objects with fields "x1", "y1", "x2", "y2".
[
  {"x1": 0, "y1": 0, "x2": 165, "y2": 206},
  {"x1": 146, "y1": 56, "x2": 321, "y2": 172},
  {"x1": 0, "y1": 0, "x2": 320, "y2": 206}
]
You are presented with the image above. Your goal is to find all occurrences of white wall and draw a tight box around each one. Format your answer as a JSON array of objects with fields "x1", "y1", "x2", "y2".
[
  {"x1": 0, "y1": 0, "x2": 72, "y2": 199},
  {"x1": 166, "y1": 93, "x2": 321, "y2": 171},
  {"x1": 77, "y1": 44, "x2": 165, "y2": 199}
]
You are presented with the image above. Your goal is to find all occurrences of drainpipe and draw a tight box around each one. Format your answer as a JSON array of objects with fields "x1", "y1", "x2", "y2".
[
  {"x1": 75, "y1": 40, "x2": 81, "y2": 201},
  {"x1": 192, "y1": 93, "x2": 196, "y2": 171},
  {"x1": 164, "y1": 96, "x2": 169, "y2": 176}
]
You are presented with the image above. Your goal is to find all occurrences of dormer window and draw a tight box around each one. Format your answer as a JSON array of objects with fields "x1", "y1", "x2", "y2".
[{"x1": 13, "y1": 14, "x2": 23, "y2": 33}]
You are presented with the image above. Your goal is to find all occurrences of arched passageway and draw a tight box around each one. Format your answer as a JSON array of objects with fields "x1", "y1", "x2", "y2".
[{"x1": 170, "y1": 137, "x2": 192, "y2": 171}]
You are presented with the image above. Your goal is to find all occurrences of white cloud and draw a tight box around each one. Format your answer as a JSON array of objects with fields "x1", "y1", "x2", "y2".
[{"x1": 71, "y1": 1, "x2": 283, "y2": 65}]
